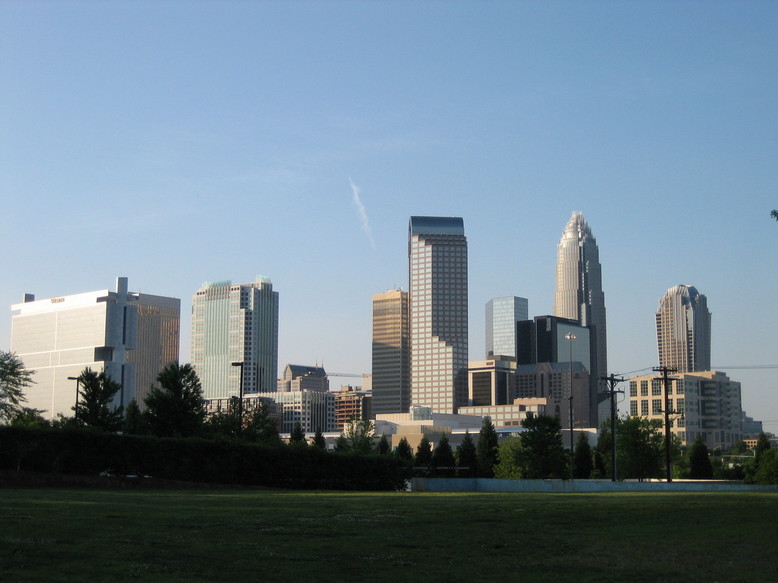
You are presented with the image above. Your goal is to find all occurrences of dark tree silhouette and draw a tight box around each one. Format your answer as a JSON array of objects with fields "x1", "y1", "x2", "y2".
[
  {"x1": 74, "y1": 368, "x2": 123, "y2": 432},
  {"x1": 144, "y1": 363, "x2": 206, "y2": 437}
]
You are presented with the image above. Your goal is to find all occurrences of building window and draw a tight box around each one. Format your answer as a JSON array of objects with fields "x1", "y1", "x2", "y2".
[
  {"x1": 630, "y1": 401, "x2": 638, "y2": 416},
  {"x1": 652, "y1": 399, "x2": 662, "y2": 414},
  {"x1": 641, "y1": 400, "x2": 649, "y2": 416},
  {"x1": 640, "y1": 381, "x2": 648, "y2": 397},
  {"x1": 629, "y1": 382, "x2": 637, "y2": 397}
]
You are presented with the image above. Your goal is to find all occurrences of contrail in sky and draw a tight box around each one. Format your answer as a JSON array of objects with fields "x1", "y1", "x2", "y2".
[{"x1": 349, "y1": 177, "x2": 375, "y2": 249}]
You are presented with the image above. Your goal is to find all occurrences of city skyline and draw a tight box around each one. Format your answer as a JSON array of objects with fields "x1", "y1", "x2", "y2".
[{"x1": 1, "y1": 2, "x2": 776, "y2": 430}]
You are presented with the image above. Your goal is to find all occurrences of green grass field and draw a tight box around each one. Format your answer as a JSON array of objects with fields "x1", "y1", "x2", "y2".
[{"x1": 1, "y1": 487, "x2": 776, "y2": 582}]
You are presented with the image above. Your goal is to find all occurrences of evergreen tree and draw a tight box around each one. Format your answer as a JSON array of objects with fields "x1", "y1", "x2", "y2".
[
  {"x1": 313, "y1": 427, "x2": 327, "y2": 449},
  {"x1": 122, "y1": 399, "x2": 147, "y2": 435},
  {"x1": 74, "y1": 368, "x2": 123, "y2": 432},
  {"x1": 395, "y1": 437, "x2": 413, "y2": 461},
  {"x1": 376, "y1": 434, "x2": 390, "y2": 455},
  {"x1": 456, "y1": 430, "x2": 477, "y2": 477},
  {"x1": 573, "y1": 432, "x2": 594, "y2": 479},
  {"x1": 290, "y1": 421, "x2": 306, "y2": 444},
  {"x1": 415, "y1": 435, "x2": 433, "y2": 470},
  {"x1": 0, "y1": 351, "x2": 34, "y2": 423},
  {"x1": 242, "y1": 400, "x2": 280, "y2": 443},
  {"x1": 431, "y1": 433, "x2": 456, "y2": 474},
  {"x1": 334, "y1": 434, "x2": 350, "y2": 452},
  {"x1": 520, "y1": 413, "x2": 567, "y2": 479},
  {"x1": 688, "y1": 435, "x2": 713, "y2": 479},
  {"x1": 476, "y1": 417, "x2": 499, "y2": 478},
  {"x1": 144, "y1": 363, "x2": 206, "y2": 438}
]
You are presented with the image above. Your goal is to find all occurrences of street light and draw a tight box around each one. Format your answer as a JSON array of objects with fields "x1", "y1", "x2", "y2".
[
  {"x1": 565, "y1": 332, "x2": 576, "y2": 480},
  {"x1": 67, "y1": 376, "x2": 80, "y2": 421},
  {"x1": 231, "y1": 362, "x2": 244, "y2": 434}
]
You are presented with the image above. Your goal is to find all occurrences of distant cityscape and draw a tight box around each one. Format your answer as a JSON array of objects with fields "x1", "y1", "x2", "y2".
[{"x1": 9, "y1": 212, "x2": 770, "y2": 450}]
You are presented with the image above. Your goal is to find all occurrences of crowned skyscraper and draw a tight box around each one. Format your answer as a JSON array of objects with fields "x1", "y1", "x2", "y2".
[
  {"x1": 553, "y1": 211, "x2": 608, "y2": 424},
  {"x1": 656, "y1": 284, "x2": 711, "y2": 373},
  {"x1": 409, "y1": 216, "x2": 468, "y2": 414}
]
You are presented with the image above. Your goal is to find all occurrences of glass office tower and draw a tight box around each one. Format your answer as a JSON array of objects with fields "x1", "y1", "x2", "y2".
[
  {"x1": 191, "y1": 277, "x2": 278, "y2": 400},
  {"x1": 372, "y1": 289, "x2": 410, "y2": 415},
  {"x1": 408, "y1": 216, "x2": 468, "y2": 414},
  {"x1": 486, "y1": 296, "x2": 528, "y2": 358}
]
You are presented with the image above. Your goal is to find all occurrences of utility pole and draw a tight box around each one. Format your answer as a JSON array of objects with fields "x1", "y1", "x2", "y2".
[
  {"x1": 601, "y1": 374, "x2": 625, "y2": 482},
  {"x1": 653, "y1": 366, "x2": 677, "y2": 483}
]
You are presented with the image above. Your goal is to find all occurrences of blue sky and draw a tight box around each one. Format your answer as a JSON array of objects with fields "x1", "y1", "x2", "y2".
[{"x1": 2, "y1": 1, "x2": 777, "y2": 430}]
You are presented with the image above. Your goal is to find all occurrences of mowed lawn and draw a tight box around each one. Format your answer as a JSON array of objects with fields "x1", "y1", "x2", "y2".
[{"x1": 1, "y1": 487, "x2": 776, "y2": 582}]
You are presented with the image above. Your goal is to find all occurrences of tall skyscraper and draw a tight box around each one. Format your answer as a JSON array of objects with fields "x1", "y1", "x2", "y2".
[
  {"x1": 408, "y1": 216, "x2": 468, "y2": 414},
  {"x1": 371, "y1": 289, "x2": 410, "y2": 415},
  {"x1": 191, "y1": 277, "x2": 278, "y2": 400},
  {"x1": 486, "y1": 296, "x2": 528, "y2": 358},
  {"x1": 656, "y1": 284, "x2": 711, "y2": 373},
  {"x1": 553, "y1": 211, "x2": 608, "y2": 423},
  {"x1": 10, "y1": 277, "x2": 180, "y2": 418}
]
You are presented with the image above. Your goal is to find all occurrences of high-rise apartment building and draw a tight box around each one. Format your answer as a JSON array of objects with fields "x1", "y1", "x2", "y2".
[
  {"x1": 553, "y1": 211, "x2": 608, "y2": 423},
  {"x1": 409, "y1": 216, "x2": 468, "y2": 415},
  {"x1": 628, "y1": 371, "x2": 741, "y2": 449},
  {"x1": 10, "y1": 277, "x2": 180, "y2": 418},
  {"x1": 191, "y1": 278, "x2": 278, "y2": 400},
  {"x1": 656, "y1": 284, "x2": 711, "y2": 373},
  {"x1": 486, "y1": 296, "x2": 528, "y2": 358},
  {"x1": 371, "y1": 289, "x2": 410, "y2": 416}
]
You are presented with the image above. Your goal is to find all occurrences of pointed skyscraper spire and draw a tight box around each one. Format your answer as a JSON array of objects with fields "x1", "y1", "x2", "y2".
[{"x1": 554, "y1": 211, "x2": 608, "y2": 426}]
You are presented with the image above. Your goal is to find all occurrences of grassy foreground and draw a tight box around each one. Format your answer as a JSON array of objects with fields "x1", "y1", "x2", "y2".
[{"x1": 1, "y1": 487, "x2": 776, "y2": 582}]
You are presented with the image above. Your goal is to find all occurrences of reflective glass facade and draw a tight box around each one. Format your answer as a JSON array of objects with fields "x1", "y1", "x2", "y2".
[
  {"x1": 371, "y1": 290, "x2": 410, "y2": 415},
  {"x1": 408, "y1": 216, "x2": 468, "y2": 414},
  {"x1": 485, "y1": 296, "x2": 528, "y2": 358}
]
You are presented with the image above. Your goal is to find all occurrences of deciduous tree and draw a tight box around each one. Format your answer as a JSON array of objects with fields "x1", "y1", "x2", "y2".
[
  {"x1": 344, "y1": 417, "x2": 375, "y2": 454},
  {"x1": 493, "y1": 437, "x2": 523, "y2": 479},
  {"x1": 618, "y1": 416, "x2": 663, "y2": 481}
]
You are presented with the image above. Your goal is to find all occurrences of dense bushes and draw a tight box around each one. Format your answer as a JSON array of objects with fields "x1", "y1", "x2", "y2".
[{"x1": 0, "y1": 426, "x2": 406, "y2": 491}]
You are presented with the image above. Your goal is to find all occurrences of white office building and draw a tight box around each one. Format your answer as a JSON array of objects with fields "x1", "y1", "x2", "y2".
[{"x1": 10, "y1": 277, "x2": 180, "y2": 418}]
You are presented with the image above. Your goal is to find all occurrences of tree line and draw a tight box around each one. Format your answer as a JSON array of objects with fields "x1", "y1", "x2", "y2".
[{"x1": 2, "y1": 349, "x2": 775, "y2": 485}]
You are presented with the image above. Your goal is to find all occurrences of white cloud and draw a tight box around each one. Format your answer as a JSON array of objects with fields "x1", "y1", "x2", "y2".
[{"x1": 349, "y1": 177, "x2": 375, "y2": 249}]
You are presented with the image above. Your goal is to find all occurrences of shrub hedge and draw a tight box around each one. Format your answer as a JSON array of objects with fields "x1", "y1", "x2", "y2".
[{"x1": 0, "y1": 426, "x2": 408, "y2": 491}]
